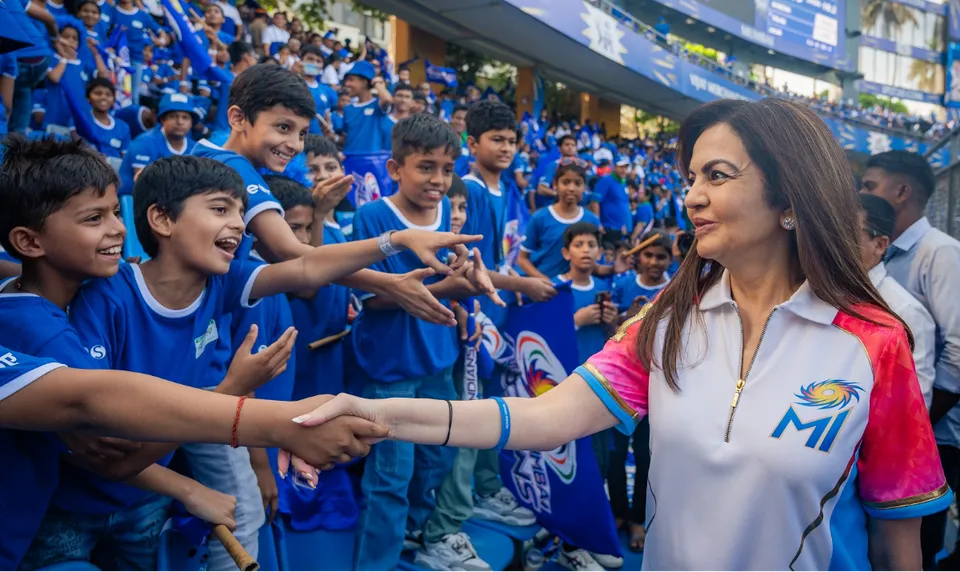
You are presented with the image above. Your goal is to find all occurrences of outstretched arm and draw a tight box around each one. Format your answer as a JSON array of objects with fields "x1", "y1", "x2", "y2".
[{"x1": 294, "y1": 373, "x2": 619, "y2": 452}]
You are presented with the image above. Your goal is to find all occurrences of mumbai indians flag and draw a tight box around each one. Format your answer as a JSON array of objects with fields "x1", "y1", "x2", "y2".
[
  {"x1": 495, "y1": 289, "x2": 621, "y2": 556},
  {"x1": 161, "y1": 0, "x2": 231, "y2": 83},
  {"x1": 501, "y1": 179, "x2": 529, "y2": 270}
]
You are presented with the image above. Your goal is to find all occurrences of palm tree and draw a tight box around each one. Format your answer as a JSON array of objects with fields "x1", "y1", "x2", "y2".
[
  {"x1": 907, "y1": 39, "x2": 945, "y2": 94},
  {"x1": 861, "y1": 0, "x2": 920, "y2": 87}
]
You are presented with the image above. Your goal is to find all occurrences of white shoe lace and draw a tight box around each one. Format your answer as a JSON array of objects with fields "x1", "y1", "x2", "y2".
[{"x1": 494, "y1": 488, "x2": 519, "y2": 509}]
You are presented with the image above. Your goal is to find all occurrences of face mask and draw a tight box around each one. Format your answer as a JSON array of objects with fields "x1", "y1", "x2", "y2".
[{"x1": 303, "y1": 63, "x2": 321, "y2": 76}]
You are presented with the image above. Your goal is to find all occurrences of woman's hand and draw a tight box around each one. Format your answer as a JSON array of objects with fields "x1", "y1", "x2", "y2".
[
  {"x1": 221, "y1": 325, "x2": 297, "y2": 396},
  {"x1": 391, "y1": 229, "x2": 483, "y2": 276},
  {"x1": 182, "y1": 482, "x2": 238, "y2": 530}
]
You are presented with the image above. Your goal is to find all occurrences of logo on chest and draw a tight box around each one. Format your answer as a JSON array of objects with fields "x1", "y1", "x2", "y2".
[
  {"x1": 194, "y1": 319, "x2": 219, "y2": 358},
  {"x1": 770, "y1": 380, "x2": 863, "y2": 453}
]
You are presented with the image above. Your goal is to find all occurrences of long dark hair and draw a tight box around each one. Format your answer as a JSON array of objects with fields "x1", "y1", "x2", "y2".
[{"x1": 636, "y1": 99, "x2": 911, "y2": 391}]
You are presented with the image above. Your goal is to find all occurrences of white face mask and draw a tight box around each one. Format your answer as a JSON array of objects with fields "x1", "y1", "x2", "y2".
[{"x1": 303, "y1": 63, "x2": 322, "y2": 76}]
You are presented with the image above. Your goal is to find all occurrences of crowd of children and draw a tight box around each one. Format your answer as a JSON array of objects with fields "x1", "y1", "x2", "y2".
[{"x1": 0, "y1": 2, "x2": 796, "y2": 572}]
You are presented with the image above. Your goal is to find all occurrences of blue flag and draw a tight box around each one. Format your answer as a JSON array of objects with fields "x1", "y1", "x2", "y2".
[
  {"x1": 161, "y1": 0, "x2": 231, "y2": 83},
  {"x1": 496, "y1": 291, "x2": 621, "y2": 556},
  {"x1": 342, "y1": 151, "x2": 394, "y2": 208},
  {"x1": 501, "y1": 180, "x2": 529, "y2": 270},
  {"x1": 425, "y1": 59, "x2": 457, "y2": 88}
]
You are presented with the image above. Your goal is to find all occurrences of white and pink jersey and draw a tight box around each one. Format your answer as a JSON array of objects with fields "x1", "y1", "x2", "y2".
[{"x1": 577, "y1": 270, "x2": 951, "y2": 571}]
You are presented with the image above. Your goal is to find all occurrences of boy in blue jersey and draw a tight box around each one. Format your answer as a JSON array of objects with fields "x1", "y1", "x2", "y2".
[
  {"x1": 590, "y1": 156, "x2": 633, "y2": 243},
  {"x1": 83, "y1": 77, "x2": 130, "y2": 167},
  {"x1": 535, "y1": 134, "x2": 578, "y2": 209},
  {"x1": 119, "y1": 93, "x2": 197, "y2": 195},
  {"x1": 0, "y1": 137, "x2": 275, "y2": 571},
  {"x1": 559, "y1": 222, "x2": 617, "y2": 363},
  {"x1": 300, "y1": 44, "x2": 337, "y2": 135},
  {"x1": 613, "y1": 230, "x2": 672, "y2": 317},
  {"x1": 194, "y1": 63, "x2": 474, "y2": 327},
  {"x1": 341, "y1": 59, "x2": 393, "y2": 153},
  {"x1": 630, "y1": 184, "x2": 655, "y2": 242},
  {"x1": 351, "y1": 114, "x2": 499, "y2": 571},
  {"x1": 517, "y1": 158, "x2": 600, "y2": 281},
  {"x1": 450, "y1": 103, "x2": 471, "y2": 176},
  {"x1": 111, "y1": 0, "x2": 168, "y2": 105}
]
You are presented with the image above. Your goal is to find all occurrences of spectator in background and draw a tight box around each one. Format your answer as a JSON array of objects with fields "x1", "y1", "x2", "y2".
[
  {"x1": 341, "y1": 60, "x2": 393, "y2": 154},
  {"x1": 590, "y1": 156, "x2": 633, "y2": 243},
  {"x1": 860, "y1": 150, "x2": 960, "y2": 571},
  {"x1": 856, "y1": 193, "x2": 935, "y2": 409},
  {"x1": 119, "y1": 93, "x2": 197, "y2": 196},
  {"x1": 7, "y1": 0, "x2": 56, "y2": 134},
  {"x1": 261, "y1": 10, "x2": 290, "y2": 56}
]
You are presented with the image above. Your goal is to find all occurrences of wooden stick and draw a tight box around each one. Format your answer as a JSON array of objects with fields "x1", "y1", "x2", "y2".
[
  {"x1": 212, "y1": 525, "x2": 259, "y2": 571},
  {"x1": 307, "y1": 328, "x2": 351, "y2": 351},
  {"x1": 625, "y1": 233, "x2": 663, "y2": 257}
]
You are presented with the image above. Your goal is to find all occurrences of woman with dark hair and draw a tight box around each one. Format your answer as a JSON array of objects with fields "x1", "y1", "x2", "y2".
[{"x1": 292, "y1": 99, "x2": 950, "y2": 570}]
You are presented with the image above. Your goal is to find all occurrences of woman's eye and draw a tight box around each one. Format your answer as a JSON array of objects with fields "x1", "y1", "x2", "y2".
[{"x1": 710, "y1": 170, "x2": 729, "y2": 181}]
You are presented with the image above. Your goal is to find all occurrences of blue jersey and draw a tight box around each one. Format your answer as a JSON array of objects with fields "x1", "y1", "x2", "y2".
[
  {"x1": 8, "y1": 0, "x2": 50, "y2": 59},
  {"x1": 289, "y1": 220, "x2": 350, "y2": 399},
  {"x1": 462, "y1": 173, "x2": 508, "y2": 326},
  {"x1": 0, "y1": 346, "x2": 65, "y2": 571},
  {"x1": 45, "y1": 0, "x2": 68, "y2": 18},
  {"x1": 87, "y1": 113, "x2": 131, "y2": 163},
  {"x1": 64, "y1": 260, "x2": 264, "y2": 513},
  {"x1": 633, "y1": 201, "x2": 654, "y2": 235},
  {"x1": 342, "y1": 98, "x2": 389, "y2": 154},
  {"x1": 351, "y1": 197, "x2": 458, "y2": 382},
  {"x1": 119, "y1": 127, "x2": 195, "y2": 195},
  {"x1": 453, "y1": 143, "x2": 472, "y2": 177},
  {"x1": 591, "y1": 175, "x2": 632, "y2": 233},
  {"x1": 566, "y1": 276, "x2": 611, "y2": 362},
  {"x1": 115, "y1": 104, "x2": 151, "y2": 139},
  {"x1": 520, "y1": 206, "x2": 600, "y2": 279},
  {"x1": 191, "y1": 139, "x2": 284, "y2": 228},
  {"x1": 612, "y1": 272, "x2": 670, "y2": 313},
  {"x1": 305, "y1": 80, "x2": 337, "y2": 134},
  {"x1": 44, "y1": 56, "x2": 97, "y2": 129},
  {"x1": 111, "y1": 6, "x2": 161, "y2": 63},
  {"x1": 230, "y1": 293, "x2": 295, "y2": 403}
]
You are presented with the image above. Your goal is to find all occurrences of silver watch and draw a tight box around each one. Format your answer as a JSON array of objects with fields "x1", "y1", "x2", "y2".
[{"x1": 378, "y1": 230, "x2": 402, "y2": 257}]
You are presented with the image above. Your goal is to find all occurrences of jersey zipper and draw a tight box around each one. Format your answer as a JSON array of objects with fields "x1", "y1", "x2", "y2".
[{"x1": 725, "y1": 307, "x2": 777, "y2": 443}]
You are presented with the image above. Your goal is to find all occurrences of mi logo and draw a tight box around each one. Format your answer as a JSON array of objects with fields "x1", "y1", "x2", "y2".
[
  {"x1": 771, "y1": 380, "x2": 863, "y2": 453},
  {"x1": 194, "y1": 320, "x2": 219, "y2": 358},
  {"x1": 771, "y1": 407, "x2": 851, "y2": 452}
]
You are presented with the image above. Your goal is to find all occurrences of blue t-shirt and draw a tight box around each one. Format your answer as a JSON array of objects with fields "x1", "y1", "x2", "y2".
[
  {"x1": 115, "y1": 104, "x2": 151, "y2": 139},
  {"x1": 350, "y1": 197, "x2": 458, "y2": 382},
  {"x1": 0, "y1": 54, "x2": 16, "y2": 135},
  {"x1": 612, "y1": 272, "x2": 670, "y2": 313},
  {"x1": 342, "y1": 98, "x2": 389, "y2": 154},
  {"x1": 453, "y1": 142, "x2": 472, "y2": 177},
  {"x1": 520, "y1": 206, "x2": 600, "y2": 279},
  {"x1": 591, "y1": 175, "x2": 632, "y2": 233},
  {"x1": 64, "y1": 259, "x2": 264, "y2": 513},
  {"x1": 87, "y1": 113, "x2": 131, "y2": 163},
  {"x1": 119, "y1": 127, "x2": 195, "y2": 195},
  {"x1": 633, "y1": 201, "x2": 654, "y2": 235},
  {"x1": 111, "y1": 6, "x2": 161, "y2": 64},
  {"x1": 45, "y1": 0, "x2": 68, "y2": 18},
  {"x1": 44, "y1": 56, "x2": 97, "y2": 129},
  {"x1": 0, "y1": 346, "x2": 65, "y2": 570},
  {"x1": 289, "y1": 220, "x2": 350, "y2": 399},
  {"x1": 462, "y1": 173, "x2": 508, "y2": 327},
  {"x1": 305, "y1": 79, "x2": 337, "y2": 134},
  {"x1": 191, "y1": 139, "x2": 284, "y2": 229},
  {"x1": 566, "y1": 277, "x2": 610, "y2": 362}
]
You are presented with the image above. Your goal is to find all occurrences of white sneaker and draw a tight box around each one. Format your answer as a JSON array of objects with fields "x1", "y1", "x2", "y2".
[
  {"x1": 414, "y1": 532, "x2": 492, "y2": 571},
  {"x1": 403, "y1": 529, "x2": 423, "y2": 552},
  {"x1": 590, "y1": 551, "x2": 623, "y2": 569},
  {"x1": 473, "y1": 487, "x2": 537, "y2": 526},
  {"x1": 557, "y1": 547, "x2": 605, "y2": 571}
]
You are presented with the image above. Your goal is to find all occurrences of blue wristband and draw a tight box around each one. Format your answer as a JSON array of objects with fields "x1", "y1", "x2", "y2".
[{"x1": 493, "y1": 396, "x2": 511, "y2": 450}]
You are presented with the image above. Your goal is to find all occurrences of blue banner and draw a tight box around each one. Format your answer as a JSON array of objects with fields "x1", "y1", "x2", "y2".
[
  {"x1": 857, "y1": 79, "x2": 944, "y2": 105},
  {"x1": 496, "y1": 290, "x2": 621, "y2": 556},
  {"x1": 502, "y1": 183, "x2": 529, "y2": 270},
  {"x1": 860, "y1": 34, "x2": 943, "y2": 63},
  {"x1": 161, "y1": 0, "x2": 231, "y2": 83},
  {"x1": 947, "y1": 43, "x2": 960, "y2": 108},
  {"x1": 425, "y1": 59, "x2": 458, "y2": 88},
  {"x1": 342, "y1": 151, "x2": 394, "y2": 208}
]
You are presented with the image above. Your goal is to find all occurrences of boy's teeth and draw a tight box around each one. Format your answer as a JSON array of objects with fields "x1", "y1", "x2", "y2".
[{"x1": 98, "y1": 246, "x2": 121, "y2": 255}]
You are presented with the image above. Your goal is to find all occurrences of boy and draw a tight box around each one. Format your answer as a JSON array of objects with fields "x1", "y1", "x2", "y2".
[
  {"x1": 300, "y1": 44, "x2": 337, "y2": 135},
  {"x1": 119, "y1": 93, "x2": 198, "y2": 195},
  {"x1": 193, "y1": 63, "x2": 467, "y2": 326},
  {"x1": 0, "y1": 137, "x2": 281, "y2": 570},
  {"x1": 590, "y1": 156, "x2": 633, "y2": 243},
  {"x1": 84, "y1": 77, "x2": 131, "y2": 169},
  {"x1": 341, "y1": 59, "x2": 393, "y2": 153},
  {"x1": 414, "y1": 175, "x2": 493, "y2": 571},
  {"x1": 111, "y1": 0, "x2": 167, "y2": 105},
  {"x1": 614, "y1": 230, "x2": 672, "y2": 318},
  {"x1": 535, "y1": 134, "x2": 578, "y2": 209},
  {"x1": 350, "y1": 114, "x2": 497, "y2": 571}
]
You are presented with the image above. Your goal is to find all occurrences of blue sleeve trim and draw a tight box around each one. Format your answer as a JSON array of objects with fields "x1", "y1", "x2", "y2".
[
  {"x1": 864, "y1": 485, "x2": 954, "y2": 520},
  {"x1": 574, "y1": 365, "x2": 637, "y2": 435}
]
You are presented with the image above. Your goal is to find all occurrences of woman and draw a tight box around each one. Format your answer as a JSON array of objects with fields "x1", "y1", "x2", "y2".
[{"x1": 294, "y1": 99, "x2": 951, "y2": 570}]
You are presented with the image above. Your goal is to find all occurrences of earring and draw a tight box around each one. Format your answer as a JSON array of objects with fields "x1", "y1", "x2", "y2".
[{"x1": 781, "y1": 217, "x2": 796, "y2": 231}]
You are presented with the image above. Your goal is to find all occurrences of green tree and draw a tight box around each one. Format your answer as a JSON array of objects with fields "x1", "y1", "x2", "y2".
[
  {"x1": 861, "y1": 0, "x2": 920, "y2": 84},
  {"x1": 257, "y1": 1, "x2": 388, "y2": 33},
  {"x1": 445, "y1": 42, "x2": 496, "y2": 90}
]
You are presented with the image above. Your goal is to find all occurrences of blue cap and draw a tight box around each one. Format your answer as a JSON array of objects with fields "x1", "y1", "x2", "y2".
[
  {"x1": 324, "y1": 30, "x2": 336, "y2": 40},
  {"x1": 615, "y1": 155, "x2": 631, "y2": 167},
  {"x1": 345, "y1": 60, "x2": 375, "y2": 81},
  {"x1": 158, "y1": 93, "x2": 198, "y2": 121}
]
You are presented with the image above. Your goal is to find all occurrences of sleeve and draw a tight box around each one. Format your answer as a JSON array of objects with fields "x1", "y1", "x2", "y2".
[
  {"x1": 229, "y1": 160, "x2": 283, "y2": 225},
  {"x1": 857, "y1": 326, "x2": 952, "y2": 519},
  {"x1": 127, "y1": 137, "x2": 152, "y2": 169},
  {"x1": 926, "y1": 243, "x2": 960, "y2": 394},
  {"x1": 573, "y1": 305, "x2": 650, "y2": 434},
  {"x1": 903, "y1": 303, "x2": 937, "y2": 410},
  {"x1": 538, "y1": 161, "x2": 556, "y2": 187},
  {"x1": 460, "y1": 180, "x2": 484, "y2": 238},
  {"x1": 520, "y1": 213, "x2": 539, "y2": 253},
  {"x1": 143, "y1": 13, "x2": 162, "y2": 33},
  {"x1": 0, "y1": 350, "x2": 65, "y2": 402},
  {"x1": 69, "y1": 288, "x2": 124, "y2": 370},
  {"x1": 591, "y1": 177, "x2": 607, "y2": 203},
  {"x1": 222, "y1": 257, "x2": 268, "y2": 312},
  {"x1": 1, "y1": 54, "x2": 17, "y2": 79}
]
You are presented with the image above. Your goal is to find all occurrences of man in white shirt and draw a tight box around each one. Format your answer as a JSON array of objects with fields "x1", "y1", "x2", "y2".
[
  {"x1": 861, "y1": 150, "x2": 960, "y2": 570},
  {"x1": 856, "y1": 194, "x2": 935, "y2": 408},
  {"x1": 261, "y1": 11, "x2": 290, "y2": 56}
]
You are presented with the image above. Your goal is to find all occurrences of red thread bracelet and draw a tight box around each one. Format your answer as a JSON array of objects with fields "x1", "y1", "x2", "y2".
[{"x1": 231, "y1": 396, "x2": 248, "y2": 448}]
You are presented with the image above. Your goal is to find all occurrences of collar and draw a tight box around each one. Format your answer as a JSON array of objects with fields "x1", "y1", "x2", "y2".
[
  {"x1": 558, "y1": 274, "x2": 594, "y2": 291},
  {"x1": 698, "y1": 269, "x2": 838, "y2": 325},
  {"x1": 891, "y1": 217, "x2": 931, "y2": 252},
  {"x1": 547, "y1": 205, "x2": 583, "y2": 223},
  {"x1": 868, "y1": 262, "x2": 887, "y2": 289}
]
